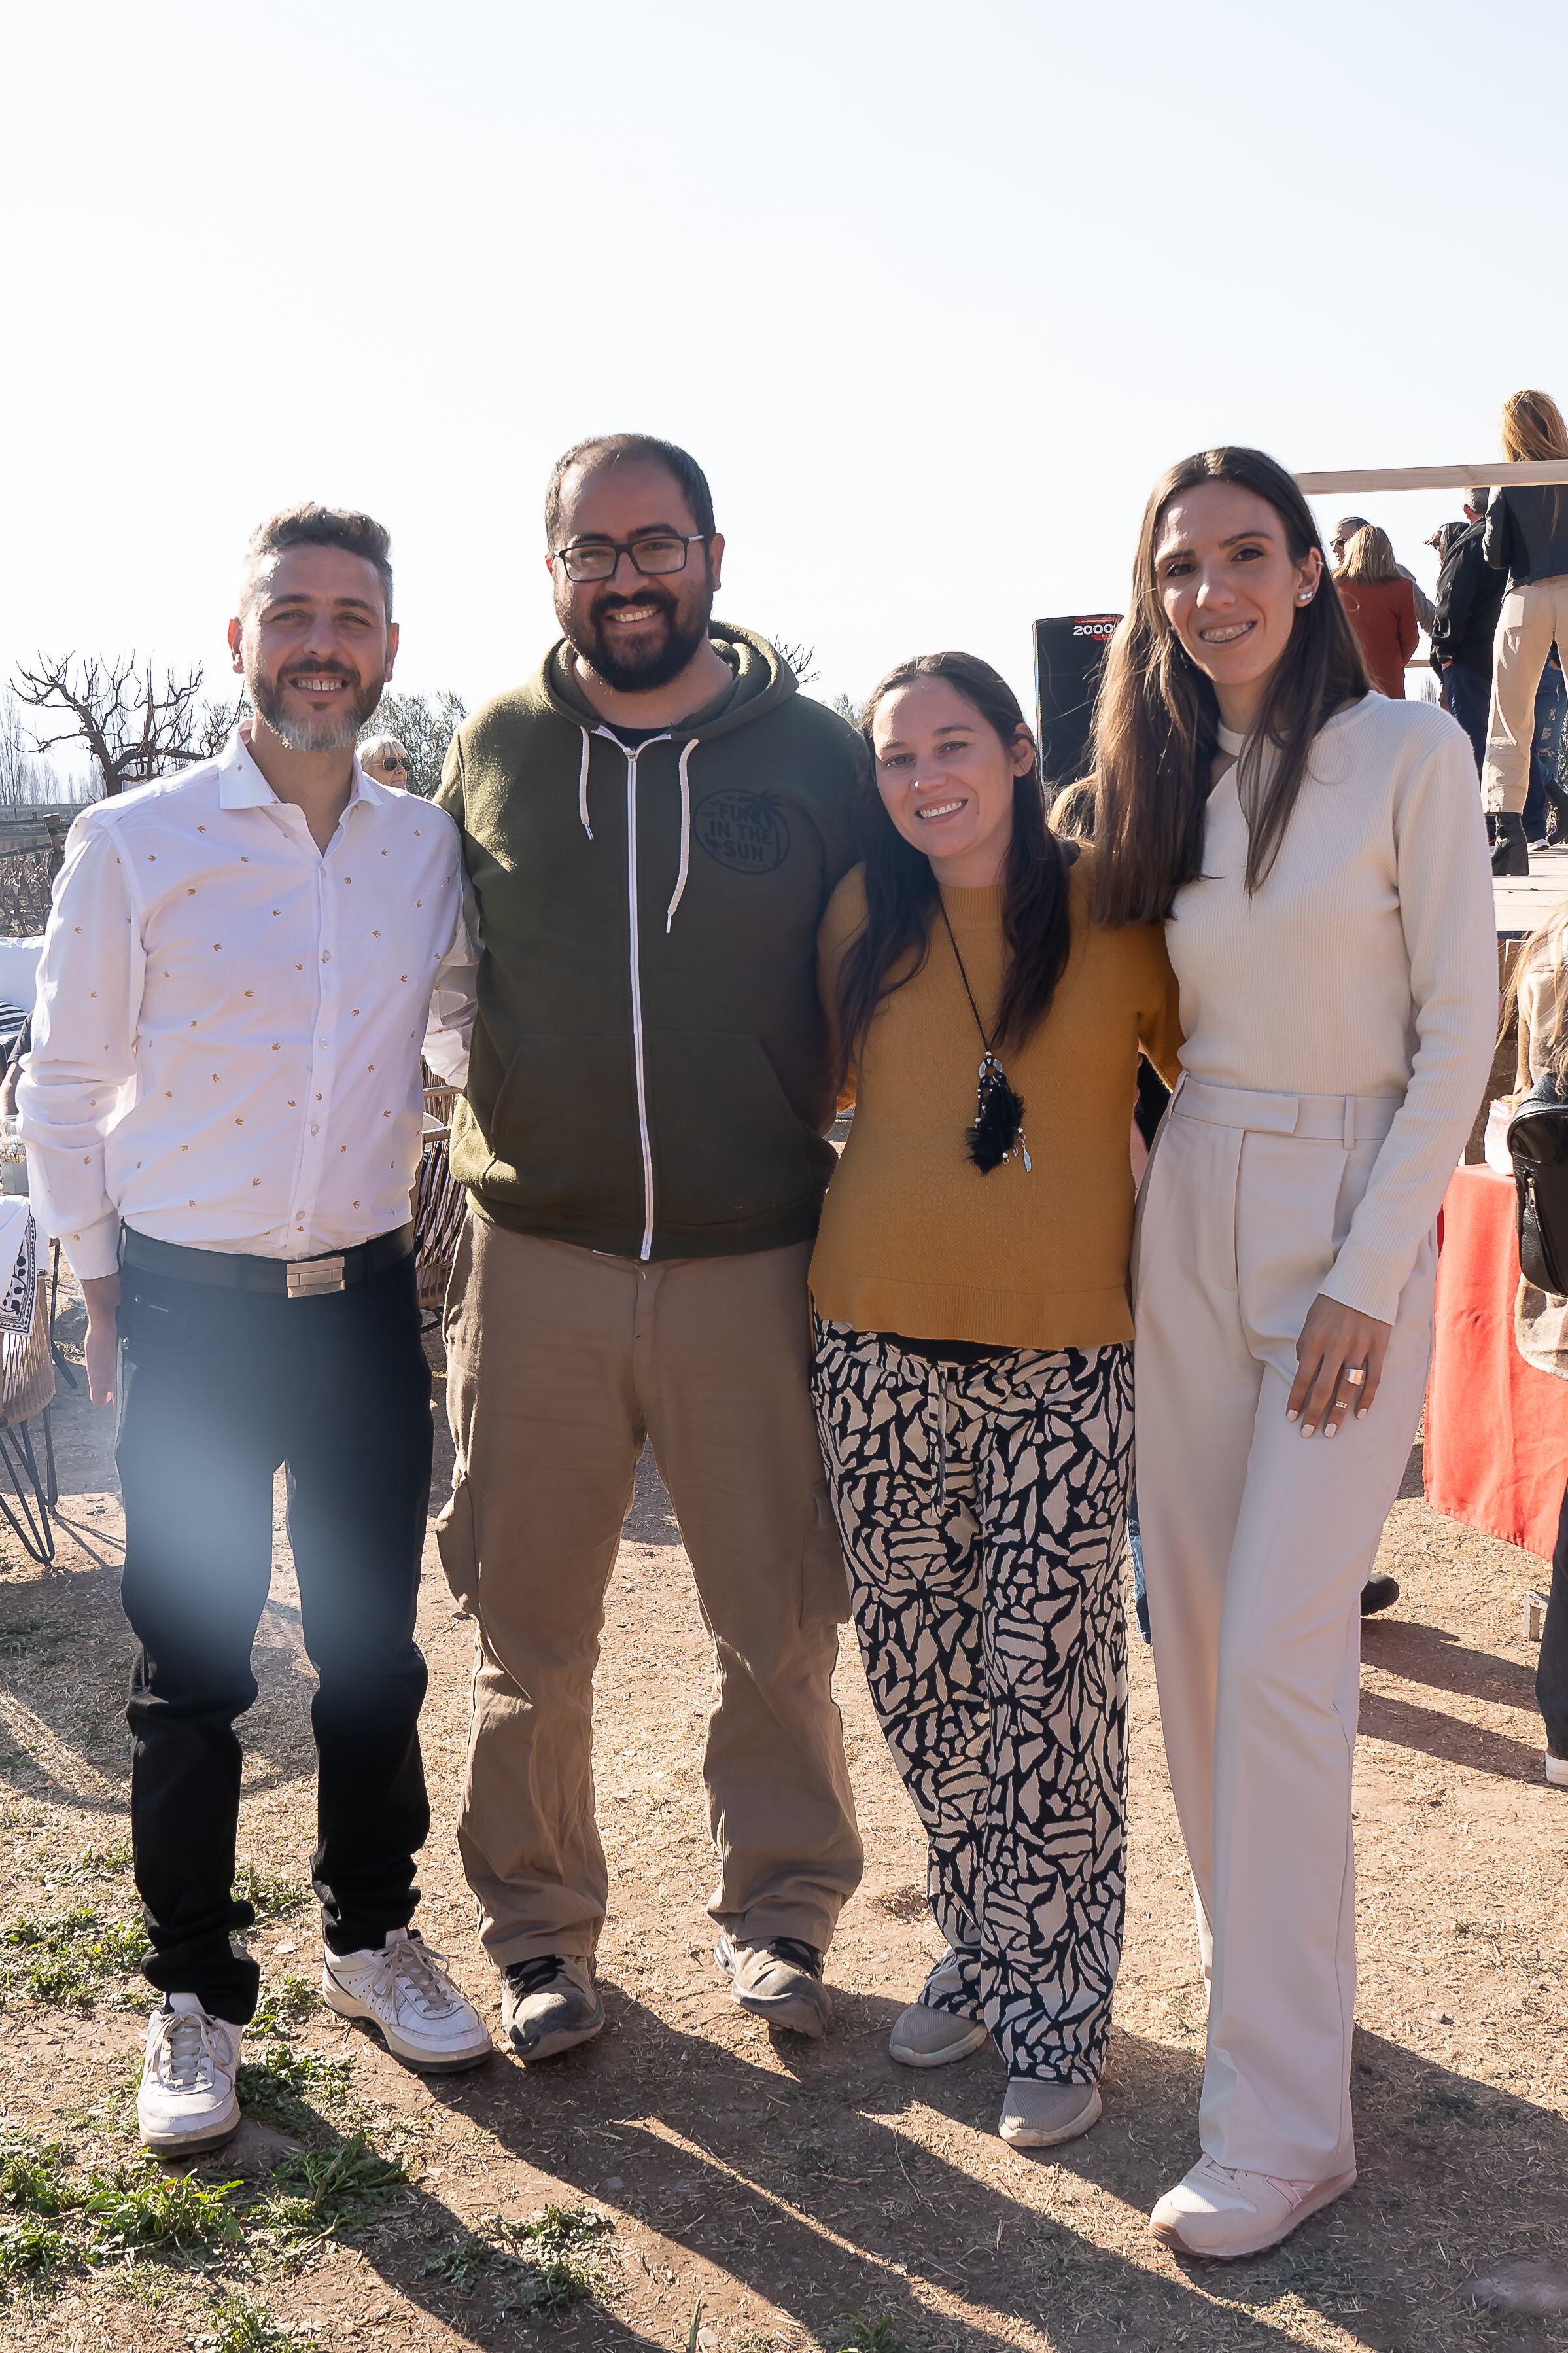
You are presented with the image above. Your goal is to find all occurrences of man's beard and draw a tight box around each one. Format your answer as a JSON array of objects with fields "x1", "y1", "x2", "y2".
[
  {"x1": 563, "y1": 578, "x2": 713, "y2": 694},
  {"x1": 250, "y1": 664, "x2": 384, "y2": 752}
]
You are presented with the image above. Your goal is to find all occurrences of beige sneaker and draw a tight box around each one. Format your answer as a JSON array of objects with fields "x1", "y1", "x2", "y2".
[
  {"x1": 714, "y1": 1936, "x2": 829, "y2": 2037},
  {"x1": 1149, "y1": 2155, "x2": 1355, "y2": 2258},
  {"x1": 998, "y1": 2078, "x2": 1102, "y2": 2146},
  {"x1": 888, "y1": 2002, "x2": 989, "y2": 2069}
]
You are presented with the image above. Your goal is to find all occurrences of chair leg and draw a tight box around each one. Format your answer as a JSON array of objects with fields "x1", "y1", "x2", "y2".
[{"x1": 0, "y1": 1420, "x2": 54, "y2": 1565}]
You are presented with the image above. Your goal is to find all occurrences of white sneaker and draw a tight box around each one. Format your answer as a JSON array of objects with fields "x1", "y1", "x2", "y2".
[
  {"x1": 137, "y1": 1993, "x2": 241, "y2": 2154},
  {"x1": 1546, "y1": 1750, "x2": 1568, "y2": 1788},
  {"x1": 322, "y1": 1928, "x2": 491, "y2": 2072}
]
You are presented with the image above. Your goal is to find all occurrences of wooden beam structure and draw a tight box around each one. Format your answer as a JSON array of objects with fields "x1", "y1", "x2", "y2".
[{"x1": 1296, "y1": 457, "x2": 1568, "y2": 495}]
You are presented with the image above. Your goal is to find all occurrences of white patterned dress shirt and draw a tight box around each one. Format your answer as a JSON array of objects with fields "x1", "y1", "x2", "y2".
[{"x1": 19, "y1": 728, "x2": 478, "y2": 1281}]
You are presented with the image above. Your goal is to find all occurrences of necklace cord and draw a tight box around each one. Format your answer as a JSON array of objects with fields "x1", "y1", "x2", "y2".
[{"x1": 936, "y1": 901, "x2": 995, "y2": 1055}]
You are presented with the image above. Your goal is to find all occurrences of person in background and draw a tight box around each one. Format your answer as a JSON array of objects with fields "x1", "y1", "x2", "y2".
[
  {"x1": 18, "y1": 504, "x2": 489, "y2": 2157},
  {"x1": 1482, "y1": 389, "x2": 1568, "y2": 877},
  {"x1": 1507, "y1": 905, "x2": 1568, "y2": 1788},
  {"x1": 1334, "y1": 527, "x2": 1420, "y2": 698},
  {"x1": 812, "y1": 651, "x2": 1179, "y2": 2148},
  {"x1": 359, "y1": 735, "x2": 413, "y2": 790},
  {"x1": 0, "y1": 1014, "x2": 31, "y2": 1120},
  {"x1": 436, "y1": 433, "x2": 863, "y2": 2063},
  {"x1": 1331, "y1": 516, "x2": 1435, "y2": 637},
  {"x1": 1095, "y1": 444, "x2": 1495, "y2": 2259},
  {"x1": 1431, "y1": 490, "x2": 1505, "y2": 768}
]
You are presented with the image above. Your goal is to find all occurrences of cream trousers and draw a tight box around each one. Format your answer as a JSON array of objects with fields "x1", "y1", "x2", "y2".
[
  {"x1": 1482, "y1": 575, "x2": 1568, "y2": 815},
  {"x1": 1134, "y1": 1078, "x2": 1435, "y2": 2180}
]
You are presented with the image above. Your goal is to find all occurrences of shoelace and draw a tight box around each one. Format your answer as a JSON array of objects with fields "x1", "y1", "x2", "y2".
[
  {"x1": 157, "y1": 2009, "x2": 219, "y2": 2091},
  {"x1": 506, "y1": 1954, "x2": 570, "y2": 1999},
  {"x1": 364, "y1": 1936, "x2": 461, "y2": 2018},
  {"x1": 757, "y1": 1937, "x2": 823, "y2": 1980}
]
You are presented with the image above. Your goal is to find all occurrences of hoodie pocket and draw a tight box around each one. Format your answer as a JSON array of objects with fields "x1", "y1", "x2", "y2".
[
  {"x1": 645, "y1": 1032, "x2": 834, "y2": 1234},
  {"x1": 458, "y1": 1033, "x2": 641, "y2": 1227}
]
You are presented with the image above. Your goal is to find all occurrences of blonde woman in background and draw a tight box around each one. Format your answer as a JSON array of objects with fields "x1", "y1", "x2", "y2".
[
  {"x1": 359, "y1": 734, "x2": 413, "y2": 789},
  {"x1": 1505, "y1": 903, "x2": 1568, "y2": 1788},
  {"x1": 1483, "y1": 389, "x2": 1568, "y2": 877},
  {"x1": 1333, "y1": 526, "x2": 1418, "y2": 700}
]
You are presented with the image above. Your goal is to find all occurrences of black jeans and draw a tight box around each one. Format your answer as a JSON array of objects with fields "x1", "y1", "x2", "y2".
[
  {"x1": 116, "y1": 1248, "x2": 434, "y2": 2023},
  {"x1": 1542, "y1": 1477, "x2": 1568, "y2": 1759}
]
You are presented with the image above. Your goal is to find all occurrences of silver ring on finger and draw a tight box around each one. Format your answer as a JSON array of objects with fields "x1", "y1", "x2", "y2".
[{"x1": 1342, "y1": 1366, "x2": 1367, "y2": 1389}]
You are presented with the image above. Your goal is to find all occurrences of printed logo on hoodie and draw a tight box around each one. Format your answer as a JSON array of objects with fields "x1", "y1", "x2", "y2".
[{"x1": 693, "y1": 787, "x2": 791, "y2": 875}]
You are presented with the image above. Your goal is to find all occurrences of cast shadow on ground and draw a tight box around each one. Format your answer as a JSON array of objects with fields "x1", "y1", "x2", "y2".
[
  {"x1": 1363, "y1": 1616, "x2": 1538, "y2": 1712},
  {"x1": 1357, "y1": 1687, "x2": 1544, "y2": 1782},
  {"x1": 407, "y1": 1994, "x2": 1327, "y2": 2351},
  {"x1": 400, "y1": 2002, "x2": 1568, "y2": 2352}
]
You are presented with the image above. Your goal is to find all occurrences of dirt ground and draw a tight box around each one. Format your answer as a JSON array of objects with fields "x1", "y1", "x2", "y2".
[{"x1": 0, "y1": 1289, "x2": 1565, "y2": 2353}]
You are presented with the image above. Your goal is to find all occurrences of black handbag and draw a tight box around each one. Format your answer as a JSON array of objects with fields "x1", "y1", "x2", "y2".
[{"x1": 1507, "y1": 1072, "x2": 1568, "y2": 1298}]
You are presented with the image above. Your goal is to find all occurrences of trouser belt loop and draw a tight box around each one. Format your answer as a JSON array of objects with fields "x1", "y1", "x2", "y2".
[{"x1": 1344, "y1": 1096, "x2": 1356, "y2": 1150}]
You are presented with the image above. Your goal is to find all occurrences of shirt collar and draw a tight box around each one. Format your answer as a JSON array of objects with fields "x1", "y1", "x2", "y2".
[{"x1": 218, "y1": 722, "x2": 381, "y2": 814}]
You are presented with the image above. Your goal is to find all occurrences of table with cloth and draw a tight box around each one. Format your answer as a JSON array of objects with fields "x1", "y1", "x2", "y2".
[{"x1": 1425, "y1": 1161, "x2": 1568, "y2": 1560}]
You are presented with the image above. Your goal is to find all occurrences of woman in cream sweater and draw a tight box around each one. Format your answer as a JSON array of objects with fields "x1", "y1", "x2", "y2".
[
  {"x1": 1093, "y1": 445, "x2": 1497, "y2": 2259},
  {"x1": 810, "y1": 651, "x2": 1179, "y2": 2151}
]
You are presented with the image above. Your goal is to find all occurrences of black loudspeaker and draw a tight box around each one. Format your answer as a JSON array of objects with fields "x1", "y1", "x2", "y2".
[{"x1": 1033, "y1": 613, "x2": 1121, "y2": 790}]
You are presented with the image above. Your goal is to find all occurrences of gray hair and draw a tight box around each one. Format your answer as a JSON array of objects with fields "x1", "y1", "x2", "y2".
[{"x1": 359, "y1": 734, "x2": 409, "y2": 768}]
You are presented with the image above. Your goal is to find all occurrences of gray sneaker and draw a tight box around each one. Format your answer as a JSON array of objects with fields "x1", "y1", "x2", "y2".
[
  {"x1": 888, "y1": 2000, "x2": 989, "y2": 2069},
  {"x1": 714, "y1": 1935, "x2": 829, "y2": 2038},
  {"x1": 998, "y1": 2077, "x2": 1102, "y2": 2147},
  {"x1": 501, "y1": 1955, "x2": 604, "y2": 2061}
]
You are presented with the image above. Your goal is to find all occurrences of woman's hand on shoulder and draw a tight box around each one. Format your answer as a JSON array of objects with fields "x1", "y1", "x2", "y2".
[{"x1": 1287, "y1": 1292, "x2": 1393, "y2": 1436}]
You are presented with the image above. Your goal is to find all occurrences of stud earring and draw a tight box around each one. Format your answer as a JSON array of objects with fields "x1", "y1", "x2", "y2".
[{"x1": 1297, "y1": 592, "x2": 1314, "y2": 605}]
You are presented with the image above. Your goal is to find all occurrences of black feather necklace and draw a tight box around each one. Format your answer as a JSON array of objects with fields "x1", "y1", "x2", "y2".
[{"x1": 937, "y1": 900, "x2": 1032, "y2": 1176}]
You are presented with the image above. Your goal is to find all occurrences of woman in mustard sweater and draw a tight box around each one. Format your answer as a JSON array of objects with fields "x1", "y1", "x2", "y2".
[{"x1": 810, "y1": 651, "x2": 1179, "y2": 2149}]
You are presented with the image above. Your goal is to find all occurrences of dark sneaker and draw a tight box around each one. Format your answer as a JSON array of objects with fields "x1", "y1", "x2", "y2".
[
  {"x1": 714, "y1": 1934, "x2": 829, "y2": 2038},
  {"x1": 1491, "y1": 815, "x2": 1529, "y2": 877},
  {"x1": 1359, "y1": 1575, "x2": 1401, "y2": 1617},
  {"x1": 501, "y1": 1955, "x2": 604, "y2": 2061}
]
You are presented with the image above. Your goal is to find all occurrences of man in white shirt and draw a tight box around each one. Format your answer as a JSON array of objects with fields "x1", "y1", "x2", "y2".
[{"x1": 20, "y1": 504, "x2": 489, "y2": 2155}]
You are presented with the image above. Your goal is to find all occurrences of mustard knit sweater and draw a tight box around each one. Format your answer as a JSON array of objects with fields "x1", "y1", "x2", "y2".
[{"x1": 810, "y1": 849, "x2": 1181, "y2": 1350}]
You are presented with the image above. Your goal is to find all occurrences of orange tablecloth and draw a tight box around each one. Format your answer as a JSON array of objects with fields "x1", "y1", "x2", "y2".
[{"x1": 1424, "y1": 1162, "x2": 1568, "y2": 1560}]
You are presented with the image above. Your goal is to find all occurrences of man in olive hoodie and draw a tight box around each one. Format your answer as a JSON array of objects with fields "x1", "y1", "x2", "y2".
[{"x1": 437, "y1": 434, "x2": 863, "y2": 2058}]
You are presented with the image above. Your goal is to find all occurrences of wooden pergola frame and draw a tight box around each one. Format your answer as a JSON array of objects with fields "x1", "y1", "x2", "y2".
[{"x1": 1296, "y1": 457, "x2": 1568, "y2": 495}]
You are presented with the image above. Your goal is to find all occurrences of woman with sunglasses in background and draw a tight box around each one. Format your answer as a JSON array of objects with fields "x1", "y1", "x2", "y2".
[
  {"x1": 1094, "y1": 446, "x2": 1495, "y2": 2257},
  {"x1": 810, "y1": 652, "x2": 1179, "y2": 2149}
]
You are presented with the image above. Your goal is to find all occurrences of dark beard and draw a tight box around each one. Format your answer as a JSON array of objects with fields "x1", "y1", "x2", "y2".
[
  {"x1": 565, "y1": 577, "x2": 714, "y2": 694},
  {"x1": 250, "y1": 664, "x2": 384, "y2": 752}
]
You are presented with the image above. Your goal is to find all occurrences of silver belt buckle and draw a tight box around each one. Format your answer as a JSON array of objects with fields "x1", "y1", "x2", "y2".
[{"x1": 287, "y1": 1254, "x2": 346, "y2": 1300}]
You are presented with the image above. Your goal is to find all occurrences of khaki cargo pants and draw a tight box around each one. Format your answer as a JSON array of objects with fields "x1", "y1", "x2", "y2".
[{"x1": 438, "y1": 1216, "x2": 863, "y2": 1968}]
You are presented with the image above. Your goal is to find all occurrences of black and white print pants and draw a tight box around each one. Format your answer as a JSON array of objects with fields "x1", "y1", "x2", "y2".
[{"x1": 812, "y1": 1323, "x2": 1132, "y2": 2083}]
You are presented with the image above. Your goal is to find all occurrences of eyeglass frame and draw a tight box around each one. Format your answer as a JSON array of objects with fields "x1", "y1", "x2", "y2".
[
  {"x1": 550, "y1": 531, "x2": 710, "y2": 585},
  {"x1": 373, "y1": 751, "x2": 410, "y2": 771}
]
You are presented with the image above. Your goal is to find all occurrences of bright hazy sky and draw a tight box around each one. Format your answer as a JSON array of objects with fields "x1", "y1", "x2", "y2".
[{"x1": 5, "y1": 0, "x2": 1566, "y2": 733}]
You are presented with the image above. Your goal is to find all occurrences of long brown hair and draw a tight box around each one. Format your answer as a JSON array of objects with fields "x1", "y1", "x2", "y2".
[
  {"x1": 1091, "y1": 445, "x2": 1369, "y2": 925},
  {"x1": 1501, "y1": 389, "x2": 1568, "y2": 464},
  {"x1": 1337, "y1": 523, "x2": 1400, "y2": 584},
  {"x1": 835, "y1": 652, "x2": 1072, "y2": 1078}
]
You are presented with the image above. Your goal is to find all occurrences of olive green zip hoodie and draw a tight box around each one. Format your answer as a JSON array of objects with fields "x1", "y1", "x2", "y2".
[{"x1": 438, "y1": 624, "x2": 862, "y2": 1259}]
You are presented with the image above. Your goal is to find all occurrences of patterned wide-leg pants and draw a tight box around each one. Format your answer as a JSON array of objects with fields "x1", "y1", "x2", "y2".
[{"x1": 812, "y1": 1323, "x2": 1132, "y2": 2083}]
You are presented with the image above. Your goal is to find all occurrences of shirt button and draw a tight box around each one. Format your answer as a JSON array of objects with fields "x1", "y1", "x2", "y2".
[
  {"x1": 322, "y1": 951, "x2": 331, "y2": 963},
  {"x1": 310, "y1": 1122, "x2": 320, "y2": 1135}
]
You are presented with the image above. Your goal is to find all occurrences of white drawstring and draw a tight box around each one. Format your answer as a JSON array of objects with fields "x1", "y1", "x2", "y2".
[
  {"x1": 577, "y1": 728, "x2": 594, "y2": 840},
  {"x1": 665, "y1": 739, "x2": 697, "y2": 933}
]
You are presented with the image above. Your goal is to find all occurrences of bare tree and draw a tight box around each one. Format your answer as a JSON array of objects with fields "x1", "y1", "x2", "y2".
[
  {"x1": 12, "y1": 652, "x2": 232, "y2": 797},
  {"x1": 772, "y1": 638, "x2": 820, "y2": 688},
  {"x1": 0, "y1": 695, "x2": 73, "y2": 809}
]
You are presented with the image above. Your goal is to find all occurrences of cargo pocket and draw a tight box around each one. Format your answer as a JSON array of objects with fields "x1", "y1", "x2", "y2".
[
  {"x1": 801, "y1": 1483, "x2": 850, "y2": 1627},
  {"x1": 435, "y1": 1475, "x2": 480, "y2": 1618}
]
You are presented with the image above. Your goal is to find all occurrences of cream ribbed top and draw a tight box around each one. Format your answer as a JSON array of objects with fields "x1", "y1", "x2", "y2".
[{"x1": 1168, "y1": 692, "x2": 1497, "y2": 1323}]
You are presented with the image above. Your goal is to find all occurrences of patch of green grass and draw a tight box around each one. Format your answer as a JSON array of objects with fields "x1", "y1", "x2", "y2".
[
  {"x1": 833, "y1": 2320, "x2": 910, "y2": 2353},
  {"x1": 197, "y1": 2295, "x2": 320, "y2": 2352},
  {"x1": 0, "y1": 2210, "x2": 69, "y2": 2284},
  {"x1": 63, "y1": 1840, "x2": 132, "y2": 1880},
  {"x1": 416, "y1": 2229, "x2": 494, "y2": 2295},
  {"x1": 260, "y1": 2132, "x2": 406, "y2": 2238},
  {"x1": 250, "y1": 1977, "x2": 317, "y2": 2038},
  {"x1": 0, "y1": 1906, "x2": 148, "y2": 2006},
  {"x1": 0, "y1": 2133, "x2": 73, "y2": 2216},
  {"x1": 80, "y1": 2156, "x2": 242, "y2": 2257},
  {"x1": 233, "y1": 1863, "x2": 305, "y2": 1919},
  {"x1": 492, "y1": 2204, "x2": 616, "y2": 2317},
  {"x1": 235, "y1": 2044, "x2": 351, "y2": 2134},
  {"x1": 0, "y1": 1617, "x2": 71, "y2": 1659}
]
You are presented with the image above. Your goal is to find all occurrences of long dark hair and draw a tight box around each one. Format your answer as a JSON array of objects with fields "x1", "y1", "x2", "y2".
[
  {"x1": 1091, "y1": 444, "x2": 1368, "y2": 925},
  {"x1": 835, "y1": 651, "x2": 1073, "y2": 1079}
]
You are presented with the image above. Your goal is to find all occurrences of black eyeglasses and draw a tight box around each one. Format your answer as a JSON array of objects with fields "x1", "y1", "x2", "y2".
[{"x1": 552, "y1": 533, "x2": 708, "y2": 584}]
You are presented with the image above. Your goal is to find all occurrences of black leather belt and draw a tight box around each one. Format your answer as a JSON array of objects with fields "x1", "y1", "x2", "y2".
[{"x1": 120, "y1": 1224, "x2": 415, "y2": 1300}]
